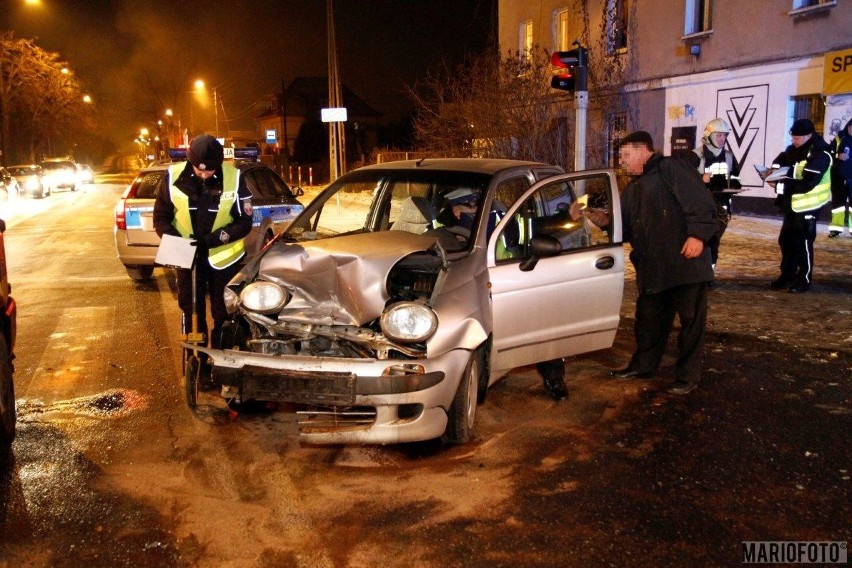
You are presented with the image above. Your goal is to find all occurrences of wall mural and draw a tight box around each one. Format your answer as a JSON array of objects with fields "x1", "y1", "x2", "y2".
[{"x1": 716, "y1": 84, "x2": 769, "y2": 188}]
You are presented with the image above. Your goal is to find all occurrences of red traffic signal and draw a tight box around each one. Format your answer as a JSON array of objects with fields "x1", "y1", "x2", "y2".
[{"x1": 550, "y1": 47, "x2": 588, "y2": 92}]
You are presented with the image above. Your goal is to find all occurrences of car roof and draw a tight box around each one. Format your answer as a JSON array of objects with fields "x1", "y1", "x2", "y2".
[
  {"x1": 137, "y1": 160, "x2": 275, "y2": 175},
  {"x1": 349, "y1": 158, "x2": 554, "y2": 176}
]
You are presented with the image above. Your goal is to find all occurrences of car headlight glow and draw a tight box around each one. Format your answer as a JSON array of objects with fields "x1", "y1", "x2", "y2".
[
  {"x1": 380, "y1": 301, "x2": 438, "y2": 343},
  {"x1": 239, "y1": 281, "x2": 289, "y2": 314}
]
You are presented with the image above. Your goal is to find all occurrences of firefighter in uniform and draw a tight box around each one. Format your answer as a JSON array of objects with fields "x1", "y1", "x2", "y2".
[
  {"x1": 768, "y1": 119, "x2": 832, "y2": 293},
  {"x1": 153, "y1": 135, "x2": 253, "y2": 354},
  {"x1": 690, "y1": 118, "x2": 742, "y2": 268}
]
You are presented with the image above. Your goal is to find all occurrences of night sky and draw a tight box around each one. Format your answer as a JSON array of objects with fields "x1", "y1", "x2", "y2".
[{"x1": 1, "y1": 0, "x2": 495, "y2": 149}]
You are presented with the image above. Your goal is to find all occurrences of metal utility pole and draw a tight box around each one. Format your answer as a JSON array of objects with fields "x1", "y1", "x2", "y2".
[{"x1": 327, "y1": 0, "x2": 345, "y2": 182}]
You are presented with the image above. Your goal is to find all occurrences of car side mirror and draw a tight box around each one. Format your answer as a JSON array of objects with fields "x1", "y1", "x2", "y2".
[
  {"x1": 519, "y1": 234, "x2": 561, "y2": 272},
  {"x1": 293, "y1": 187, "x2": 305, "y2": 197}
]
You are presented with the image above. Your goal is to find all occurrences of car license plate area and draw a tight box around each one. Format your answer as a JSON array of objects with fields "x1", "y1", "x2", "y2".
[{"x1": 242, "y1": 367, "x2": 356, "y2": 405}]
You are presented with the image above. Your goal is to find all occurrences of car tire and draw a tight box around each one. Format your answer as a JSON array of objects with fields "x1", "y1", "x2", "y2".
[
  {"x1": 125, "y1": 266, "x2": 154, "y2": 281},
  {"x1": 0, "y1": 335, "x2": 16, "y2": 449},
  {"x1": 442, "y1": 347, "x2": 481, "y2": 444}
]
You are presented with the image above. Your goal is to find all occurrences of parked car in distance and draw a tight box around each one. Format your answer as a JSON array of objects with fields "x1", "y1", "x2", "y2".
[
  {"x1": 0, "y1": 167, "x2": 19, "y2": 201},
  {"x1": 41, "y1": 157, "x2": 80, "y2": 192},
  {"x1": 114, "y1": 148, "x2": 305, "y2": 281},
  {"x1": 0, "y1": 218, "x2": 17, "y2": 450},
  {"x1": 7, "y1": 165, "x2": 48, "y2": 199},
  {"x1": 195, "y1": 158, "x2": 625, "y2": 445}
]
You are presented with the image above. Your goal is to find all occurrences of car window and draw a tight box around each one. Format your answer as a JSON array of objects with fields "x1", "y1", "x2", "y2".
[
  {"x1": 244, "y1": 170, "x2": 276, "y2": 199},
  {"x1": 494, "y1": 172, "x2": 613, "y2": 262},
  {"x1": 291, "y1": 180, "x2": 379, "y2": 238},
  {"x1": 386, "y1": 180, "x2": 433, "y2": 229},
  {"x1": 133, "y1": 171, "x2": 166, "y2": 199},
  {"x1": 268, "y1": 171, "x2": 294, "y2": 198}
]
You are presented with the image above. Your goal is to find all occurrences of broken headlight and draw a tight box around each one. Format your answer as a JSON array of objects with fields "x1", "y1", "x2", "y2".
[
  {"x1": 240, "y1": 281, "x2": 289, "y2": 314},
  {"x1": 380, "y1": 301, "x2": 438, "y2": 343}
]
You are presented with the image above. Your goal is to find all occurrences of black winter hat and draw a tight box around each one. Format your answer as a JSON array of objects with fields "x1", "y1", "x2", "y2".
[
  {"x1": 790, "y1": 119, "x2": 815, "y2": 136},
  {"x1": 620, "y1": 131, "x2": 654, "y2": 151},
  {"x1": 187, "y1": 134, "x2": 224, "y2": 171}
]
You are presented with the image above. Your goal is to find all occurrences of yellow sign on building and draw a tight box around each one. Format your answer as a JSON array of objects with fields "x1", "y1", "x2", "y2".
[{"x1": 824, "y1": 48, "x2": 852, "y2": 95}]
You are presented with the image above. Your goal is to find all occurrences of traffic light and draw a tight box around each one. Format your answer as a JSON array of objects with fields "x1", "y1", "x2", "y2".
[{"x1": 550, "y1": 47, "x2": 588, "y2": 92}]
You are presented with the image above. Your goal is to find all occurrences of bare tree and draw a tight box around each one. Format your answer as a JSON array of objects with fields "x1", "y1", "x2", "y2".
[
  {"x1": 410, "y1": 46, "x2": 576, "y2": 169},
  {"x1": 408, "y1": 1, "x2": 640, "y2": 173},
  {"x1": 0, "y1": 32, "x2": 95, "y2": 163}
]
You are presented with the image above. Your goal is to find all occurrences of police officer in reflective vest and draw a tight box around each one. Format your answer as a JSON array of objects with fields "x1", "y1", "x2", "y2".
[
  {"x1": 153, "y1": 135, "x2": 253, "y2": 349},
  {"x1": 691, "y1": 118, "x2": 742, "y2": 268},
  {"x1": 768, "y1": 119, "x2": 832, "y2": 293}
]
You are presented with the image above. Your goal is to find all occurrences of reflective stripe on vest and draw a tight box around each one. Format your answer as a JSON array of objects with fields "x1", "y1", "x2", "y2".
[
  {"x1": 791, "y1": 150, "x2": 832, "y2": 213},
  {"x1": 168, "y1": 162, "x2": 246, "y2": 269}
]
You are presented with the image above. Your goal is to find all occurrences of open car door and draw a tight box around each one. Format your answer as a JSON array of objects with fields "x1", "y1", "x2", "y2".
[{"x1": 486, "y1": 169, "x2": 624, "y2": 382}]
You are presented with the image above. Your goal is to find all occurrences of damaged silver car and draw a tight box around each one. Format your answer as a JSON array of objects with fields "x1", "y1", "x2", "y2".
[{"x1": 192, "y1": 158, "x2": 624, "y2": 444}]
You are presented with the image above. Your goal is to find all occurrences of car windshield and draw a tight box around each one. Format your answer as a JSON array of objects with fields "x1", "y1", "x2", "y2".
[
  {"x1": 42, "y1": 162, "x2": 73, "y2": 171},
  {"x1": 8, "y1": 167, "x2": 38, "y2": 176},
  {"x1": 285, "y1": 169, "x2": 491, "y2": 242}
]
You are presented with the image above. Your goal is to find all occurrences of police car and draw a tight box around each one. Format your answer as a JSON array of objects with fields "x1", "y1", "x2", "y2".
[{"x1": 113, "y1": 148, "x2": 304, "y2": 281}]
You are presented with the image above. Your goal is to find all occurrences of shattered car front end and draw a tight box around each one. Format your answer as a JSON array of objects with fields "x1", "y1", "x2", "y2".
[{"x1": 194, "y1": 164, "x2": 494, "y2": 444}]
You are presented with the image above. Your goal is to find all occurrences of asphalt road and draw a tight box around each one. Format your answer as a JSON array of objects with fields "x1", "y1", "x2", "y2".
[{"x1": 0, "y1": 184, "x2": 849, "y2": 567}]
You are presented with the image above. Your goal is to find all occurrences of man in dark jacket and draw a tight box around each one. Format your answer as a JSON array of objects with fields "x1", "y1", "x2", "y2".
[
  {"x1": 610, "y1": 131, "x2": 718, "y2": 394},
  {"x1": 768, "y1": 119, "x2": 832, "y2": 293},
  {"x1": 153, "y1": 135, "x2": 253, "y2": 354}
]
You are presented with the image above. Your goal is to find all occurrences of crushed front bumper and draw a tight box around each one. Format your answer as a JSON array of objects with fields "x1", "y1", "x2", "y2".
[{"x1": 189, "y1": 344, "x2": 470, "y2": 444}]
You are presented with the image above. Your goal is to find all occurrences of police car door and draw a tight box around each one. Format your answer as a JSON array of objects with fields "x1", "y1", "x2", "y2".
[{"x1": 487, "y1": 170, "x2": 624, "y2": 380}]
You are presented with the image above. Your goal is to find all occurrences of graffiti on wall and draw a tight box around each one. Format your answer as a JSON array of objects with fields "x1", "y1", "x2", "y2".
[{"x1": 716, "y1": 85, "x2": 769, "y2": 187}]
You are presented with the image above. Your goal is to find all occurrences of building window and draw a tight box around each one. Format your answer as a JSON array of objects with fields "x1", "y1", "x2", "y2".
[
  {"x1": 792, "y1": 0, "x2": 833, "y2": 8},
  {"x1": 606, "y1": 0, "x2": 629, "y2": 53},
  {"x1": 791, "y1": 94, "x2": 825, "y2": 137},
  {"x1": 684, "y1": 0, "x2": 712, "y2": 35},
  {"x1": 607, "y1": 113, "x2": 628, "y2": 167},
  {"x1": 556, "y1": 9, "x2": 571, "y2": 51},
  {"x1": 520, "y1": 20, "x2": 534, "y2": 56}
]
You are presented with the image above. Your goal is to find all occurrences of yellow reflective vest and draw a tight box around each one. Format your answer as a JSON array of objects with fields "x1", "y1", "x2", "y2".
[
  {"x1": 790, "y1": 149, "x2": 832, "y2": 213},
  {"x1": 168, "y1": 162, "x2": 246, "y2": 269}
]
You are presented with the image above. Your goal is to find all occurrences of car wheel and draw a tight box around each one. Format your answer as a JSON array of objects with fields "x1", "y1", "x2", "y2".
[
  {"x1": 0, "y1": 336, "x2": 15, "y2": 449},
  {"x1": 442, "y1": 347, "x2": 481, "y2": 444},
  {"x1": 126, "y1": 266, "x2": 154, "y2": 281}
]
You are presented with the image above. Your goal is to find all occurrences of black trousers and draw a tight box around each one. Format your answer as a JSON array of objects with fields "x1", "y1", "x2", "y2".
[
  {"x1": 177, "y1": 259, "x2": 241, "y2": 349},
  {"x1": 778, "y1": 211, "x2": 817, "y2": 285},
  {"x1": 629, "y1": 282, "x2": 708, "y2": 383}
]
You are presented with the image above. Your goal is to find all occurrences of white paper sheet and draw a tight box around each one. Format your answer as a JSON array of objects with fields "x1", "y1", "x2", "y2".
[{"x1": 154, "y1": 234, "x2": 197, "y2": 269}]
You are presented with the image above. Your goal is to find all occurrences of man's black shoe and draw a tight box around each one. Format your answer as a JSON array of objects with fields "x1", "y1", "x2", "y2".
[
  {"x1": 543, "y1": 378, "x2": 568, "y2": 401},
  {"x1": 610, "y1": 367, "x2": 653, "y2": 379},
  {"x1": 828, "y1": 230, "x2": 841, "y2": 238},
  {"x1": 788, "y1": 282, "x2": 810, "y2": 294},
  {"x1": 770, "y1": 277, "x2": 794, "y2": 290},
  {"x1": 667, "y1": 381, "x2": 697, "y2": 395}
]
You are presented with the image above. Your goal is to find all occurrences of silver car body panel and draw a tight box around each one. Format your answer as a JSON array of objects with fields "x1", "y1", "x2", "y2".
[{"x1": 194, "y1": 160, "x2": 623, "y2": 444}]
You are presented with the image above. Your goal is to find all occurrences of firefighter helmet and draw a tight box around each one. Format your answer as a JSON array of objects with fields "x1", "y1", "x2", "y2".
[{"x1": 703, "y1": 118, "x2": 732, "y2": 148}]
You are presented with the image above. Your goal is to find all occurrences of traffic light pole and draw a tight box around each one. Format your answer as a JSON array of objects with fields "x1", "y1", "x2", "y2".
[{"x1": 574, "y1": 89, "x2": 588, "y2": 171}]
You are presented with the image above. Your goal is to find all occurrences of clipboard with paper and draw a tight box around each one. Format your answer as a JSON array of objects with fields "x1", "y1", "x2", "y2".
[
  {"x1": 754, "y1": 165, "x2": 790, "y2": 182},
  {"x1": 155, "y1": 234, "x2": 197, "y2": 269}
]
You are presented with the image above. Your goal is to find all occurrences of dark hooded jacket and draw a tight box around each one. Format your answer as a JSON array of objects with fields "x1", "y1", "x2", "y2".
[
  {"x1": 620, "y1": 153, "x2": 718, "y2": 294},
  {"x1": 771, "y1": 133, "x2": 833, "y2": 214},
  {"x1": 153, "y1": 161, "x2": 253, "y2": 248}
]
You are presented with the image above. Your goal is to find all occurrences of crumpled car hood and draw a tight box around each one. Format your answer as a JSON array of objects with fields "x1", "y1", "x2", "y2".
[{"x1": 256, "y1": 231, "x2": 439, "y2": 326}]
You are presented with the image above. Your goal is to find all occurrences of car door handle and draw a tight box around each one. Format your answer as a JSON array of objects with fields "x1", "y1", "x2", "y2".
[{"x1": 595, "y1": 256, "x2": 615, "y2": 270}]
